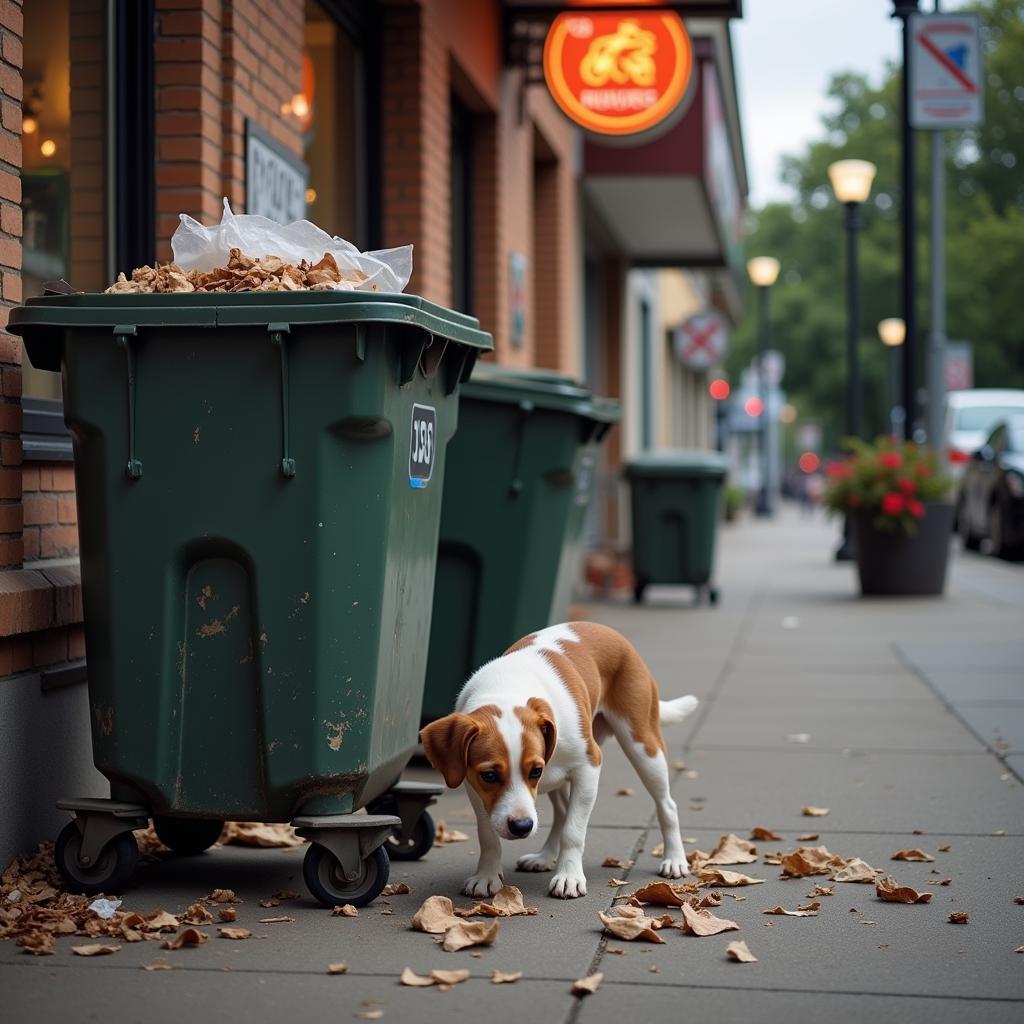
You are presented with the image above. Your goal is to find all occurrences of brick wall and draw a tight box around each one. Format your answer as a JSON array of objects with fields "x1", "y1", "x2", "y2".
[
  {"x1": 68, "y1": 0, "x2": 106, "y2": 292},
  {"x1": 0, "y1": 0, "x2": 21, "y2": 572},
  {"x1": 155, "y1": 0, "x2": 304, "y2": 262},
  {"x1": 21, "y1": 463, "x2": 77, "y2": 562}
]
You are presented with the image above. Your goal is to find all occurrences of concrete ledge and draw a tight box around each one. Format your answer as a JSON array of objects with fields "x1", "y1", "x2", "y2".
[{"x1": 0, "y1": 562, "x2": 82, "y2": 636}]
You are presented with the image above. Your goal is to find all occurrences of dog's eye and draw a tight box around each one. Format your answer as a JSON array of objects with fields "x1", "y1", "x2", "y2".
[
  {"x1": 480, "y1": 770, "x2": 500, "y2": 784},
  {"x1": 528, "y1": 766, "x2": 543, "y2": 780}
]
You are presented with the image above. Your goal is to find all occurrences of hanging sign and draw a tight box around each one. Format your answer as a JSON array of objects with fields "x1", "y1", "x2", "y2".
[
  {"x1": 673, "y1": 311, "x2": 728, "y2": 371},
  {"x1": 245, "y1": 120, "x2": 308, "y2": 223},
  {"x1": 543, "y1": 11, "x2": 693, "y2": 136},
  {"x1": 909, "y1": 13, "x2": 984, "y2": 129}
]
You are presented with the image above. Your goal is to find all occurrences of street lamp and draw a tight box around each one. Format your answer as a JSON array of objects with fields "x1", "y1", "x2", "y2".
[
  {"x1": 878, "y1": 317, "x2": 906, "y2": 437},
  {"x1": 747, "y1": 256, "x2": 781, "y2": 517},
  {"x1": 829, "y1": 158, "x2": 877, "y2": 561}
]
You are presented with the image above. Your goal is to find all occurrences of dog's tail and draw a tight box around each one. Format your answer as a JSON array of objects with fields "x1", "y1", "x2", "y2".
[{"x1": 659, "y1": 695, "x2": 699, "y2": 725}]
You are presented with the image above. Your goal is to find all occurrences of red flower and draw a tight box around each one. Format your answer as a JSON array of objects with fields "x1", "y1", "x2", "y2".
[
  {"x1": 827, "y1": 461, "x2": 852, "y2": 479},
  {"x1": 907, "y1": 499, "x2": 925, "y2": 519},
  {"x1": 878, "y1": 452, "x2": 903, "y2": 469},
  {"x1": 897, "y1": 477, "x2": 917, "y2": 495},
  {"x1": 914, "y1": 462, "x2": 932, "y2": 478},
  {"x1": 848, "y1": 493, "x2": 862, "y2": 509},
  {"x1": 881, "y1": 492, "x2": 905, "y2": 516}
]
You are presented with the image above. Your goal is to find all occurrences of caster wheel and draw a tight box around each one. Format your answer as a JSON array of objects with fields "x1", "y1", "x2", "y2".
[
  {"x1": 54, "y1": 821, "x2": 139, "y2": 895},
  {"x1": 633, "y1": 583, "x2": 647, "y2": 604},
  {"x1": 367, "y1": 796, "x2": 435, "y2": 861},
  {"x1": 709, "y1": 587, "x2": 720, "y2": 606},
  {"x1": 303, "y1": 843, "x2": 389, "y2": 908},
  {"x1": 153, "y1": 816, "x2": 224, "y2": 855}
]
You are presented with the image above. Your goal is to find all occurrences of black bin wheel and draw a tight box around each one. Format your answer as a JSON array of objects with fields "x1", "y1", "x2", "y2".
[
  {"x1": 54, "y1": 821, "x2": 139, "y2": 895},
  {"x1": 368, "y1": 795, "x2": 436, "y2": 861},
  {"x1": 303, "y1": 843, "x2": 389, "y2": 908},
  {"x1": 153, "y1": 816, "x2": 224, "y2": 855}
]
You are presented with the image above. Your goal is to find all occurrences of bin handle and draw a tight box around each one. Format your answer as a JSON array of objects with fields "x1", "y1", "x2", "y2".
[
  {"x1": 508, "y1": 399, "x2": 534, "y2": 497},
  {"x1": 269, "y1": 323, "x2": 296, "y2": 478},
  {"x1": 114, "y1": 325, "x2": 142, "y2": 480}
]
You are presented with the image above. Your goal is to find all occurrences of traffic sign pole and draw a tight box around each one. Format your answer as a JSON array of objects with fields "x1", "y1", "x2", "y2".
[{"x1": 928, "y1": 65, "x2": 947, "y2": 450}]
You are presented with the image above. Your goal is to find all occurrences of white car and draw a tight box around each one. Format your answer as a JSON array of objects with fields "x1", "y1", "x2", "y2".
[{"x1": 944, "y1": 389, "x2": 1024, "y2": 481}]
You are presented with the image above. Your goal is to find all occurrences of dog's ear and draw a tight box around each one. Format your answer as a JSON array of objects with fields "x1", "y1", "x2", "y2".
[
  {"x1": 526, "y1": 697, "x2": 557, "y2": 763},
  {"x1": 420, "y1": 713, "x2": 480, "y2": 789}
]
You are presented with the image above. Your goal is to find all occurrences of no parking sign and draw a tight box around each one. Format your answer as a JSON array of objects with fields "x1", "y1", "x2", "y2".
[{"x1": 673, "y1": 311, "x2": 728, "y2": 371}]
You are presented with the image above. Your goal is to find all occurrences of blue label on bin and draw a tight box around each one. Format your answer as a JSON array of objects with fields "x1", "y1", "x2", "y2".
[{"x1": 409, "y1": 404, "x2": 436, "y2": 489}]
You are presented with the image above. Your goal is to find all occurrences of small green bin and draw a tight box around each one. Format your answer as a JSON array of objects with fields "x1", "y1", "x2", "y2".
[
  {"x1": 10, "y1": 290, "x2": 490, "y2": 904},
  {"x1": 624, "y1": 450, "x2": 728, "y2": 605},
  {"x1": 422, "y1": 365, "x2": 618, "y2": 724}
]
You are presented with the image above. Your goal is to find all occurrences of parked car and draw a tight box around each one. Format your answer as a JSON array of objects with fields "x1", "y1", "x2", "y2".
[
  {"x1": 943, "y1": 389, "x2": 1024, "y2": 482},
  {"x1": 958, "y1": 413, "x2": 1024, "y2": 560}
]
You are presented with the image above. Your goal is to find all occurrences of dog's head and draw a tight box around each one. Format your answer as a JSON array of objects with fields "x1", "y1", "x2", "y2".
[{"x1": 420, "y1": 699, "x2": 556, "y2": 840}]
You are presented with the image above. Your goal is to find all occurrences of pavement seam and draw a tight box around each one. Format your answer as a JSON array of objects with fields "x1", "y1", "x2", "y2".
[{"x1": 892, "y1": 643, "x2": 1024, "y2": 785}]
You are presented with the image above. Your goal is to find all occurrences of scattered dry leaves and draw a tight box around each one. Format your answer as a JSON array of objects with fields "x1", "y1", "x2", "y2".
[
  {"x1": 412, "y1": 896, "x2": 461, "y2": 934},
  {"x1": 456, "y1": 885, "x2": 537, "y2": 918},
  {"x1": 142, "y1": 962, "x2": 176, "y2": 971},
  {"x1": 182, "y1": 903, "x2": 214, "y2": 926},
  {"x1": 763, "y1": 903, "x2": 819, "y2": 917},
  {"x1": 161, "y1": 928, "x2": 208, "y2": 950},
  {"x1": 938, "y1": 844, "x2": 951, "y2": 853},
  {"x1": 831, "y1": 859, "x2": 881, "y2": 883},
  {"x1": 801, "y1": 807, "x2": 830, "y2": 817},
  {"x1": 892, "y1": 849, "x2": 934, "y2": 863},
  {"x1": 571, "y1": 973, "x2": 603, "y2": 995},
  {"x1": 875, "y1": 876, "x2": 932, "y2": 904},
  {"x1": 491, "y1": 970, "x2": 523, "y2": 984},
  {"x1": 601, "y1": 857, "x2": 628, "y2": 869},
  {"x1": 615, "y1": 788, "x2": 634, "y2": 797},
  {"x1": 433, "y1": 822, "x2": 469, "y2": 845},
  {"x1": 206, "y1": 889, "x2": 242, "y2": 905},
  {"x1": 679, "y1": 903, "x2": 740, "y2": 936},
  {"x1": 218, "y1": 907, "x2": 238, "y2": 923},
  {"x1": 948, "y1": 912, "x2": 969, "y2": 924},
  {"x1": 597, "y1": 907, "x2": 666, "y2": 943},
  {"x1": 382, "y1": 883, "x2": 412, "y2": 897},
  {"x1": 258, "y1": 916, "x2": 294, "y2": 924},
  {"x1": 440, "y1": 920, "x2": 499, "y2": 953},
  {"x1": 725, "y1": 939, "x2": 757, "y2": 963},
  {"x1": 706, "y1": 834, "x2": 758, "y2": 865},
  {"x1": 697, "y1": 869, "x2": 765, "y2": 888},
  {"x1": 750, "y1": 828, "x2": 781, "y2": 841},
  {"x1": 797, "y1": 833, "x2": 820, "y2": 842},
  {"x1": 628, "y1": 881, "x2": 690, "y2": 907},
  {"x1": 219, "y1": 822, "x2": 303, "y2": 848},
  {"x1": 217, "y1": 927, "x2": 252, "y2": 940},
  {"x1": 333, "y1": 904, "x2": 359, "y2": 918},
  {"x1": 327, "y1": 962, "x2": 349, "y2": 974},
  {"x1": 780, "y1": 846, "x2": 846, "y2": 878},
  {"x1": 71, "y1": 943, "x2": 121, "y2": 956}
]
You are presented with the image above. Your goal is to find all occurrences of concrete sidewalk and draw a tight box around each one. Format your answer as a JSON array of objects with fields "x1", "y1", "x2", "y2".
[{"x1": 3, "y1": 508, "x2": 1023, "y2": 1023}]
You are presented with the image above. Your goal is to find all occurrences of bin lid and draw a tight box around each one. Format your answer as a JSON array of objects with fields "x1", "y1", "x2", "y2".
[
  {"x1": 7, "y1": 291, "x2": 493, "y2": 363},
  {"x1": 624, "y1": 449, "x2": 729, "y2": 479},
  {"x1": 463, "y1": 363, "x2": 620, "y2": 423}
]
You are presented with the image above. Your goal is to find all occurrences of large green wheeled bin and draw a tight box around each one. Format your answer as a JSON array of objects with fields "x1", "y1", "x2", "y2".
[
  {"x1": 10, "y1": 290, "x2": 491, "y2": 906},
  {"x1": 422, "y1": 365, "x2": 618, "y2": 724},
  {"x1": 624, "y1": 450, "x2": 728, "y2": 606}
]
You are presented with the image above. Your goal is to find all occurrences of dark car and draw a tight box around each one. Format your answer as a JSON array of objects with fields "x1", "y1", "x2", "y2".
[{"x1": 958, "y1": 414, "x2": 1024, "y2": 560}]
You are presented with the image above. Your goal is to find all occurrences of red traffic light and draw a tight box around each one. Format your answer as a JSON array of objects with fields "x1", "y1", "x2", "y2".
[
  {"x1": 798, "y1": 451, "x2": 820, "y2": 474},
  {"x1": 744, "y1": 397, "x2": 764, "y2": 417},
  {"x1": 709, "y1": 378, "x2": 730, "y2": 401}
]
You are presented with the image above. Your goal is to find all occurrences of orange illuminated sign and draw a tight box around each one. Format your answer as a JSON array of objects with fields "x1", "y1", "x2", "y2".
[{"x1": 543, "y1": 11, "x2": 693, "y2": 136}]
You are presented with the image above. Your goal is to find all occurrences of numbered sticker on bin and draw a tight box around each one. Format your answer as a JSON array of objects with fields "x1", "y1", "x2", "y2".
[{"x1": 409, "y1": 404, "x2": 436, "y2": 489}]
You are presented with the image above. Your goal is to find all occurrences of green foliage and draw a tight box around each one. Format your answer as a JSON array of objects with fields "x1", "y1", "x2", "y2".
[
  {"x1": 723, "y1": 482, "x2": 745, "y2": 520},
  {"x1": 729, "y1": 0, "x2": 1024, "y2": 447},
  {"x1": 822, "y1": 437, "x2": 952, "y2": 536}
]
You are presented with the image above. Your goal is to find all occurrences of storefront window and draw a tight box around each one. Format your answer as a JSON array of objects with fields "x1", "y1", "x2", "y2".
[
  {"x1": 23, "y1": 0, "x2": 108, "y2": 400},
  {"x1": 302, "y1": 1, "x2": 364, "y2": 246}
]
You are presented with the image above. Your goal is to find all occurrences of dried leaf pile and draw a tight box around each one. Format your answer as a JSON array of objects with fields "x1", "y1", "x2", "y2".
[{"x1": 106, "y1": 249, "x2": 371, "y2": 294}]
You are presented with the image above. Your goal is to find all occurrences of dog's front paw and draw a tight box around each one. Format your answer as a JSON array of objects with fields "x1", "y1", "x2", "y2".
[
  {"x1": 658, "y1": 857, "x2": 689, "y2": 880},
  {"x1": 549, "y1": 870, "x2": 587, "y2": 899},
  {"x1": 515, "y1": 852, "x2": 554, "y2": 872},
  {"x1": 462, "y1": 873, "x2": 504, "y2": 898}
]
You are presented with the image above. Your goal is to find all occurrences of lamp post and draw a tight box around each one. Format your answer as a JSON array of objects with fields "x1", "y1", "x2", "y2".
[
  {"x1": 747, "y1": 256, "x2": 780, "y2": 517},
  {"x1": 828, "y1": 158, "x2": 877, "y2": 561},
  {"x1": 878, "y1": 317, "x2": 906, "y2": 437}
]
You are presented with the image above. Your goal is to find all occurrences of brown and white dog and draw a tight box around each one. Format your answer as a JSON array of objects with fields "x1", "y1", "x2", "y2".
[{"x1": 420, "y1": 622, "x2": 698, "y2": 899}]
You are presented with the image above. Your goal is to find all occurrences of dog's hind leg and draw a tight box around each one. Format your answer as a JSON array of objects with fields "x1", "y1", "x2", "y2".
[
  {"x1": 602, "y1": 710, "x2": 689, "y2": 878},
  {"x1": 516, "y1": 784, "x2": 568, "y2": 872}
]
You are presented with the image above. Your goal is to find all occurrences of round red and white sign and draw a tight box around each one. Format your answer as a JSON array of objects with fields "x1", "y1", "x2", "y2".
[{"x1": 673, "y1": 311, "x2": 729, "y2": 371}]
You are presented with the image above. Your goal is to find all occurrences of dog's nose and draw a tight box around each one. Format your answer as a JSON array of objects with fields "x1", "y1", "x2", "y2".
[{"x1": 507, "y1": 817, "x2": 534, "y2": 838}]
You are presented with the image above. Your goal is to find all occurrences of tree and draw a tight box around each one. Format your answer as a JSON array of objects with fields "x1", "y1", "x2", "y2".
[{"x1": 728, "y1": 0, "x2": 1024, "y2": 451}]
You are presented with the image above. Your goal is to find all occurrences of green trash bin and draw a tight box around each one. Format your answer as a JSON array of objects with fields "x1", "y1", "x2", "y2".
[
  {"x1": 9, "y1": 290, "x2": 491, "y2": 905},
  {"x1": 624, "y1": 450, "x2": 728, "y2": 606},
  {"x1": 422, "y1": 365, "x2": 618, "y2": 724}
]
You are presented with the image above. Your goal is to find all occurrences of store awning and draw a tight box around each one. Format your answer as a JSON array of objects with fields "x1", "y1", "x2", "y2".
[{"x1": 582, "y1": 32, "x2": 746, "y2": 282}]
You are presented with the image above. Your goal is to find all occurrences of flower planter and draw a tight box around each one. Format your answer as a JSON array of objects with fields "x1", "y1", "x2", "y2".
[{"x1": 851, "y1": 503, "x2": 955, "y2": 596}]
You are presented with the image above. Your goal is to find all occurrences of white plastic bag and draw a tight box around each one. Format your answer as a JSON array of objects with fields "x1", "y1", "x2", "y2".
[{"x1": 171, "y1": 199, "x2": 413, "y2": 293}]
